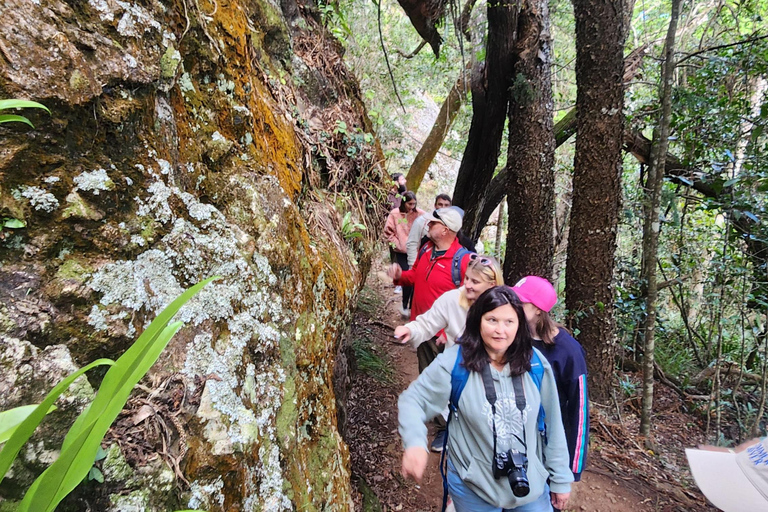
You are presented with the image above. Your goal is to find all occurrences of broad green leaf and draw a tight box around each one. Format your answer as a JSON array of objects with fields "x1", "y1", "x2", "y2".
[
  {"x1": 0, "y1": 99, "x2": 50, "y2": 114},
  {"x1": 0, "y1": 114, "x2": 35, "y2": 128},
  {"x1": 20, "y1": 277, "x2": 216, "y2": 512},
  {"x1": 2, "y1": 218, "x2": 26, "y2": 229},
  {"x1": 0, "y1": 405, "x2": 57, "y2": 444},
  {"x1": 0, "y1": 358, "x2": 113, "y2": 482}
]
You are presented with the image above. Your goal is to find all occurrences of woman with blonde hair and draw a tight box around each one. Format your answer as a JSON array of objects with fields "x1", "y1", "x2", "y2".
[{"x1": 394, "y1": 254, "x2": 503, "y2": 452}]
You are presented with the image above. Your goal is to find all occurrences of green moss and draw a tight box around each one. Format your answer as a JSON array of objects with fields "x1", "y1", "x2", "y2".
[
  {"x1": 69, "y1": 69, "x2": 90, "y2": 91},
  {"x1": 275, "y1": 374, "x2": 297, "y2": 448},
  {"x1": 102, "y1": 444, "x2": 135, "y2": 483},
  {"x1": 56, "y1": 258, "x2": 94, "y2": 282},
  {"x1": 160, "y1": 46, "x2": 182, "y2": 79},
  {"x1": 61, "y1": 192, "x2": 103, "y2": 221}
]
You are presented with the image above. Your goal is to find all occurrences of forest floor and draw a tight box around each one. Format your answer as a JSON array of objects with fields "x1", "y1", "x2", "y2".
[{"x1": 345, "y1": 256, "x2": 719, "y2": 512}]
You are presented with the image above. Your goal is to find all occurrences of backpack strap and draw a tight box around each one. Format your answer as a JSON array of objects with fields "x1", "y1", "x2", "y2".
[
  {"x1": 440, "y1": 347, "x2": 468, "y2": 512},
  {"x1": 529, "y1": 350, "x2": 547, "y2": 438},
  {"x1": 417, "y1": 241, "x2": 432, "y2": 264},
  {"x1": 451, "y1": 247, "x2": 472, "y2": 287}
]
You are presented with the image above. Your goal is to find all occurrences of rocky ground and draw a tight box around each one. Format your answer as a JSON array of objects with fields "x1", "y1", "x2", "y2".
[{"x1": 344, "y1": 256, "x2": 719, "y2": 511}]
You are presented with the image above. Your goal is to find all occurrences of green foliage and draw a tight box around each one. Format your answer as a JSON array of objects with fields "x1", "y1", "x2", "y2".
[
  {"x1": 341, "y1": 210, "x2": 367, "y2": 240},
  {"x1": 0, "y1": 405, "x2": 57, "y2": 444},
  {"x1": 0, "y1": 99, "x2": 50, "y2": 128},
  {"x1": 0, "y1": 278, "x2": 215, "y2": 512},
  {"x1": 351, "y1": 335, "x2": 394, "y2": 384}
]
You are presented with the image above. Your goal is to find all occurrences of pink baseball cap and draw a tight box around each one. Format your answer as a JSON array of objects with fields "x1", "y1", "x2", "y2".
[{"x1": 511, "y1": 276, "x2": 557, "y2": 312}]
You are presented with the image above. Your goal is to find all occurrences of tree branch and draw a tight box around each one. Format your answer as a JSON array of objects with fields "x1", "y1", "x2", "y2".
[{"x1": 676, "y1": 33, "x2": 768, "y2": 66}]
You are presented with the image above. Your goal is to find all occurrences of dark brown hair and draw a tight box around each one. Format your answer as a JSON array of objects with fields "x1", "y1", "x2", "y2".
[
  {"x1": 398, "y1": 191, "x2": 417, "y2": 213},
  {"x1": 458, "y1": 286, "x2": 533, "y2": 375}
]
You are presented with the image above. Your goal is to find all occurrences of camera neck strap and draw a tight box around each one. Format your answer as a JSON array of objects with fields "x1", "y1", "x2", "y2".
[{"x1": 481, "y1": 362, "x2": 528, "y2": 457}]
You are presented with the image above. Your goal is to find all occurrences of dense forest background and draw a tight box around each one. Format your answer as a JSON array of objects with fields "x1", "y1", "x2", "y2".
[{"x1": 330, "y1": 0, "x2": 768, "y2": 445}]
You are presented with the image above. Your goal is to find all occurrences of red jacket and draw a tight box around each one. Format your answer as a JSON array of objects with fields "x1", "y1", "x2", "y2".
[{"x1": 395, "y1": 238, "x2": 471, "y2": 321}]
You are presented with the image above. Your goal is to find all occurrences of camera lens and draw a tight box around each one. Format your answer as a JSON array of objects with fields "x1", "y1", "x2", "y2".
[{"x1": 510, "y1": 476, "x2": 530, "y2": 497}]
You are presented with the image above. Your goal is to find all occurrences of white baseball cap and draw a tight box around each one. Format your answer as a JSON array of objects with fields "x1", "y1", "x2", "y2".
[
  {"x1": 426, "y1": 207, "x2": 462, "y2": 232},
  {"x1": 685, "y1": 438, "x2": 768, "y2": 511}
]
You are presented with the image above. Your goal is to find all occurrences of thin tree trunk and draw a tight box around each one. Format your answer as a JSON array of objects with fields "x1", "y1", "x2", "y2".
[
  {"x1": 566, "y1": 0, "x2": 627, "y2": 403},
  {"x1": 406, "y1": 69, "x2": 469, "y2": 192},
  {"x1": 494, "y1": 199, "x2": 506, "y2": 258},
  {"x1": 639, "y1": 0, "x2": 682, "y2": 442},
  {"x1": 451, "y1": 1, "x2": 518, "y2": 237},
  {"x1": 504, "y1": 0, "x2": 556, "y2": 282}
]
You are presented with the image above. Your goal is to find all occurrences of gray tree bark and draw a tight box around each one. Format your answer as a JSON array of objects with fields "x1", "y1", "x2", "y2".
[{"x1": 639, "y1": 0, "x2": 682, "y2": 441}]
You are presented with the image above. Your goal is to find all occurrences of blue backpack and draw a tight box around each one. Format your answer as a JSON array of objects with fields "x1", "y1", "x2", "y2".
[{"x1": 439, "y1": 346, "x2": 547, "y2": 511}]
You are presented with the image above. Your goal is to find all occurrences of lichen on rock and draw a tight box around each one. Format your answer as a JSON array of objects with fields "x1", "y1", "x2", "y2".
[{"x1": 0, "y1": 0, "x2": 387, "y2": 509}]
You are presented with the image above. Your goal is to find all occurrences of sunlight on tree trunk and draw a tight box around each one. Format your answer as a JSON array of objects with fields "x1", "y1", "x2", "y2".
[
  {"x1": 406, "y1": 70, "x2": 468, "y2": 192},
  {"x1": 639, "y1": 0, "x2": 682, "y2": 443}
]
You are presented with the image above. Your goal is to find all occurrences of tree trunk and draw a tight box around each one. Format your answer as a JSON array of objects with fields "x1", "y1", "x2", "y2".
[
  {"x1": 639, "y1": 0, "x2": 682, "y2": 442},
  {"x1": 566, "y1": 0, "x2": 627, "y2": 403},
  {"x1": 406, "y1": 70, "x2": 468, "y2": 192},
  {"x1": 494, "y1": 199, "x2": 506, "y2": 260},
  {"x1": 504, "y1": 0, "x2": 556, "y2": 282},
  {"x1": 451, "y1": 0, "x2": 518, "y2": 237},
  {"x1": 468, "y1": 45, "x2": 650, "y2": 241}
]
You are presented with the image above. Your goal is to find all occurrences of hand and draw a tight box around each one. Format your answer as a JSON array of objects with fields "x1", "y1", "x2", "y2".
[
  {"x1": 551, "y1": 492, "x2": 570, "y2": 510},
  {"x1": 401, "y1": 446, "x2": 429, "y2": 482},
  {"x1": 394, "y1": 325, "x2": 411, "y2": 344},
  {"x1": 387, "y1": 263, "x2": 402, "y2": 280},
  {"x1": 436, "y1": 332, "x2": 447, "y2": 346}
]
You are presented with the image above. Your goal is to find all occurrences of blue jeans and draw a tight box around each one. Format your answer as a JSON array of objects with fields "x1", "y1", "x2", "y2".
[{"x1": 447, "y1": 460, "x2": 553, "y2": 512}]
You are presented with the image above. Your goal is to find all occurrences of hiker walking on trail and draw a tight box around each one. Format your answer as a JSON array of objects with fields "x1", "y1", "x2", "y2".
[
  {"x1": 511, "y1": 276, "x2": 589, "y2": 491},
  {"x1": 407, "y1": 194, "x2": 453, "y2": 267},
  {"x1": 386, "y1": 207, "x2": 473, "y2": 324},
  {"x1": 383, "y1": 191, "x2": 425, "y2": 318},
  {"x1": 398, "y1": 286, "x2": 573, "y2": 512},
  {"x1": 393, "y1": 255, "x2": 504, "y2": 452}
]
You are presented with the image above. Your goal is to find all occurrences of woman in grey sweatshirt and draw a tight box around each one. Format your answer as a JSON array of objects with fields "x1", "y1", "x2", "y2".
[{"x1": 398, "y1": 287, "x2": 573, "y2": 511}]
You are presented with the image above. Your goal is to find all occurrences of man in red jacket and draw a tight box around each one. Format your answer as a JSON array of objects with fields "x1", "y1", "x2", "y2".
[
  {"x1": 387, "y1": 208, "x2": 471, "y2": 321},
  {"x1": 387, "y1": 207, "x2": 472, "y2": 451}
]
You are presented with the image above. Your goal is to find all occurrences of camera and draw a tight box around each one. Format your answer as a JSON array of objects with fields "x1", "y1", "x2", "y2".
[{"x1": 493, "y1": 449, "x2": 530, "y2": 497}]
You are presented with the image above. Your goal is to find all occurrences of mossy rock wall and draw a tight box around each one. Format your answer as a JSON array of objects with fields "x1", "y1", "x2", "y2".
[{"x1": 0, "y1": 0, "x2": 386, "y2": 509}]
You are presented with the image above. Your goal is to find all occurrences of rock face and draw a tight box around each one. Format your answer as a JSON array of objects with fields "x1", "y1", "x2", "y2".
[{"x1": 0, "y1": 0, "x2": 385, "y2": 509}]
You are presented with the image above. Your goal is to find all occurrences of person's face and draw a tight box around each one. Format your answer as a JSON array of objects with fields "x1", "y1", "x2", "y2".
[
  {"x1": 397, "y1": 175, "x2": 407, "y2": 187},
  {"x1": 435, "y1": 198, "x2": 451, "y2": 209},
  {"x1": 521, "y1": 302, "x2": 541, "y2": 324},
  {"x1": 480, "y1": 304, "x2": 520, "y2": 358},
  {"x1": 427, "y1": 220, "x2": 447, "y2": 241},
  {"x1": 463, "y1": 269, "x2": 495, "y2": 302},
  {"x1": 404, "y1": 199, "x2": 417, "y2": 212}
]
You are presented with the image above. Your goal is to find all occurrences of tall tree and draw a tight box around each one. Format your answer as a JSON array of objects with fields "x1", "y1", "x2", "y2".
[
  {"x1": 451, "y1": 0, "x2": 518, "y2": 237},
  {"x1": 503, "y1": 0, "x2": 556, "y2": 282},
  {"x1": 639, "y1": 0, "x2": 682, "y2": 441},
  {"x1": 566, "y1": 0, "x2": 627, "y2": 402}
]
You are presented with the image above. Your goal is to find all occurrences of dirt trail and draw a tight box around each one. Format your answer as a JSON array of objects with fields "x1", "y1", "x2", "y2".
[{"x1": 346, "y1": 258, "x2": 716, "y2": 511}]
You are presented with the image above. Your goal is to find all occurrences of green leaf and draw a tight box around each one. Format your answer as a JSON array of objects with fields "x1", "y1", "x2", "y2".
[
  {"x1": 0, "y1": 358, "x2": 114, "y2": 482},
  {"x1": 2, "y1": 218, "x2": 26, "y2": 229},
  {"x1": 723, "y1": 178, "x2": 739, "y2": 187},
  {"x1": 0, "y1": 114, "x2": 35, "y2": 128},
  {"x1": 0, "y1": 99, "x2": 50, "y2": 114},
  {"x1": 87, "y1": 467, "x2": 103, "y2": 483},
  {"x1": 0, "y1": 405, "x2": 57, "y2": 444},
  {"x1": 19, "y1": 277, "x2": 216, "y2": 512},
  {"x1": 94, "y1": 446, "x2": 107, "y2": 462}
]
